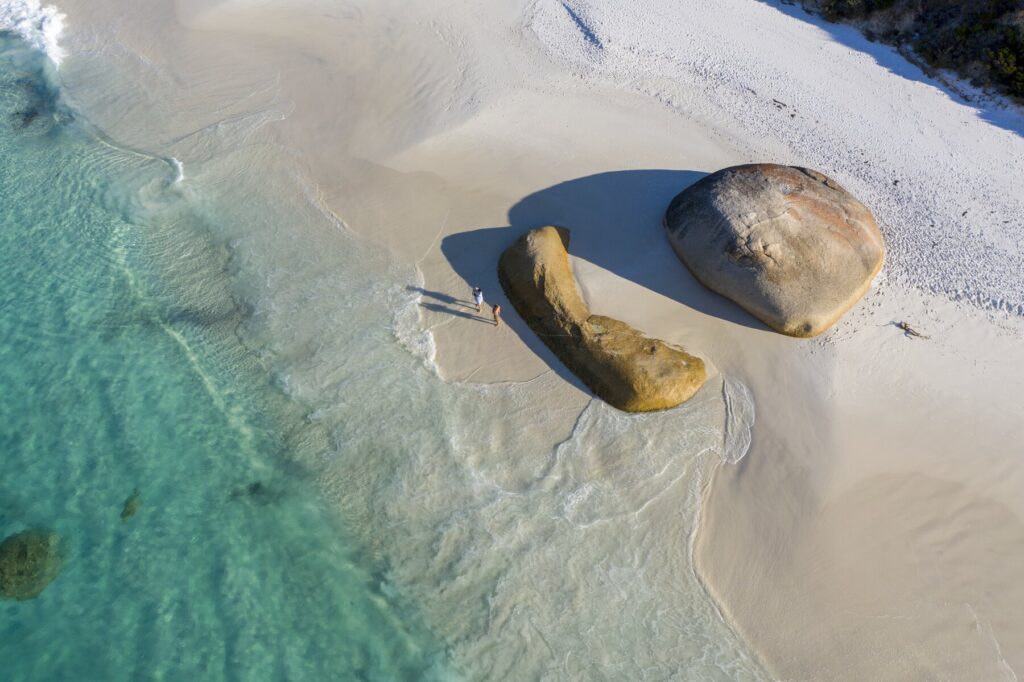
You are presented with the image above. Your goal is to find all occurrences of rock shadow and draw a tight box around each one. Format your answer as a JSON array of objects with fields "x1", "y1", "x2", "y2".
[
  {"x1": 440, "y1": 169, "x2": 771, "y2": 387},
  {"x1": 444, "y1": 168, "x2": 768, "y2": 319}
]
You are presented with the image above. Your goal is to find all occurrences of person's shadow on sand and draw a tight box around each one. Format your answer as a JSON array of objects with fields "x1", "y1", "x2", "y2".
[
  {"x1": 406, "y1": 286, "x2": 494, "y2": 324},
  {"x1": 438, "y1": 169, "x2": 770, "y2": 385}
]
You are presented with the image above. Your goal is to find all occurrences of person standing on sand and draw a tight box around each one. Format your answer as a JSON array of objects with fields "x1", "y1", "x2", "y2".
[
  {"x1": 492, "y1": 304, "x2": 502, "y2": 328},
  {"x1": 472, "y1": 287, "x2": 484, "y2": 313}
]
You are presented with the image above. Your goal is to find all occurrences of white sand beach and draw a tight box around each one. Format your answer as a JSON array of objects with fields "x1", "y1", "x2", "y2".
[{"x1": 42, "y1": 0, "x2": 1024, "y2": 678}]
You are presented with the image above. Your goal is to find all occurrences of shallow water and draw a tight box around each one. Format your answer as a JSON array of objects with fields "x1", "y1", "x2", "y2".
[
  {"x1": 0, "y1": 36, "x2": 448, "y2": 681},
  {"x1": 0, "y1": 4, "x2": 769, "y2": 678}
]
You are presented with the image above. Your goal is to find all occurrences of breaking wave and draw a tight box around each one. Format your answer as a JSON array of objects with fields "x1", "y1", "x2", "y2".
[{"x1": 0, "y1": 0, "x2": 65, "y2": 65}]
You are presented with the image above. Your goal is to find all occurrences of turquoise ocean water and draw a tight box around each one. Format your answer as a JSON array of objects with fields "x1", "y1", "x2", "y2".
[{"x1": 0, "y1": 33, "x2": 448, "y2": 681}]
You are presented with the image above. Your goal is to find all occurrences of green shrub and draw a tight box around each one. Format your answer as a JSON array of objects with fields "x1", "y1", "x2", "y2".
[
  {"x1": 818, "y1": 0, "x2": 897, "y2": 20},
  {"x1": 808, "y1": 0, "x2": 1024, "y2": 101}
]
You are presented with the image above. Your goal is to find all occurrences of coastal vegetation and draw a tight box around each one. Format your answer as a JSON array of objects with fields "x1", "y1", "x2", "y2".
[{"x1": 801, "y1": 0, "x2": 1024, "y2": 100}]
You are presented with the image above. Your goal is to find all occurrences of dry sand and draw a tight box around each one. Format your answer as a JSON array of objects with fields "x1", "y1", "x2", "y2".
[{"x1": 50, "y1": 0, "x2": 1024, "y2": 678}]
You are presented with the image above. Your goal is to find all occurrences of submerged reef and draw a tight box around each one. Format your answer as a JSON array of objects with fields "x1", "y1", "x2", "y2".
[
  {"x1": 121, "y1": 489, "x2": 141, "y2": 521},
  {"x1": 0, "y1": 528, "x2": 62, "y2": 601}
]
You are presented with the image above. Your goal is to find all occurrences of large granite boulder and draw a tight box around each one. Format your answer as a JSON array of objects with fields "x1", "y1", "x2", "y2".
[
  {"x1": 498, "y1": 226, "x2": 705, "y2": 412},
  {"x1": 0, "y1": 528, "x2": 62, "y2": 600},
  {"x1": 664, "y1": 164, "x2": 884, "y2": 337}
]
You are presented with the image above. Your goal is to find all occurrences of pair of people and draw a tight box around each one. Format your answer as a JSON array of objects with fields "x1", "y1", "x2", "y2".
[{"x1": 472, "y1": 287, "x2": 501, "y2": 327}]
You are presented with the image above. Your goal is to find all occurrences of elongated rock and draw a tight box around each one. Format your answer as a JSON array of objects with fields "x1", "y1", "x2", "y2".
[
  {"x1": 498, "y1": 226, "x2": 705, "y2": 412},
  {"x1": 664, "y1": 164, "x2": 885, "y2": 337}
]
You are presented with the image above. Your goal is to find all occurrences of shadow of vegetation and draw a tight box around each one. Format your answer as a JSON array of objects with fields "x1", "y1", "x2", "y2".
[
  {"x1": 753, "y1": 0, "x2": 1024, "y2": 138},
  {"x1": 440, "y1": 169, "x2": 772, "y2": 387}
]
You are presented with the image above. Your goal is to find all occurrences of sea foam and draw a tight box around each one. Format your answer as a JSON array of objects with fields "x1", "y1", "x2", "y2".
[
  {"x1": 169, "y1": 157, "x2": 184, "y2": 184},
  {"x1": 0, "y1": 0, "x2": 65, "y2": 65},
  {"x1": 721, "y1": 375, "x2": 755, "y2": 464}
]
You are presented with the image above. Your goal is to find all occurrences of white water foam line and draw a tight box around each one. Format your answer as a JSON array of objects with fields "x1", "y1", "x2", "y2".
[
  {"x1": 169, "y1": 157, "x2": 184, "y2": 184},
  {"x1": 0, "y1": 0, "x2": 65, "y2": 65},
  {"x1": 721, "y1": 375, "x2": 754, "y2": 464}
]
